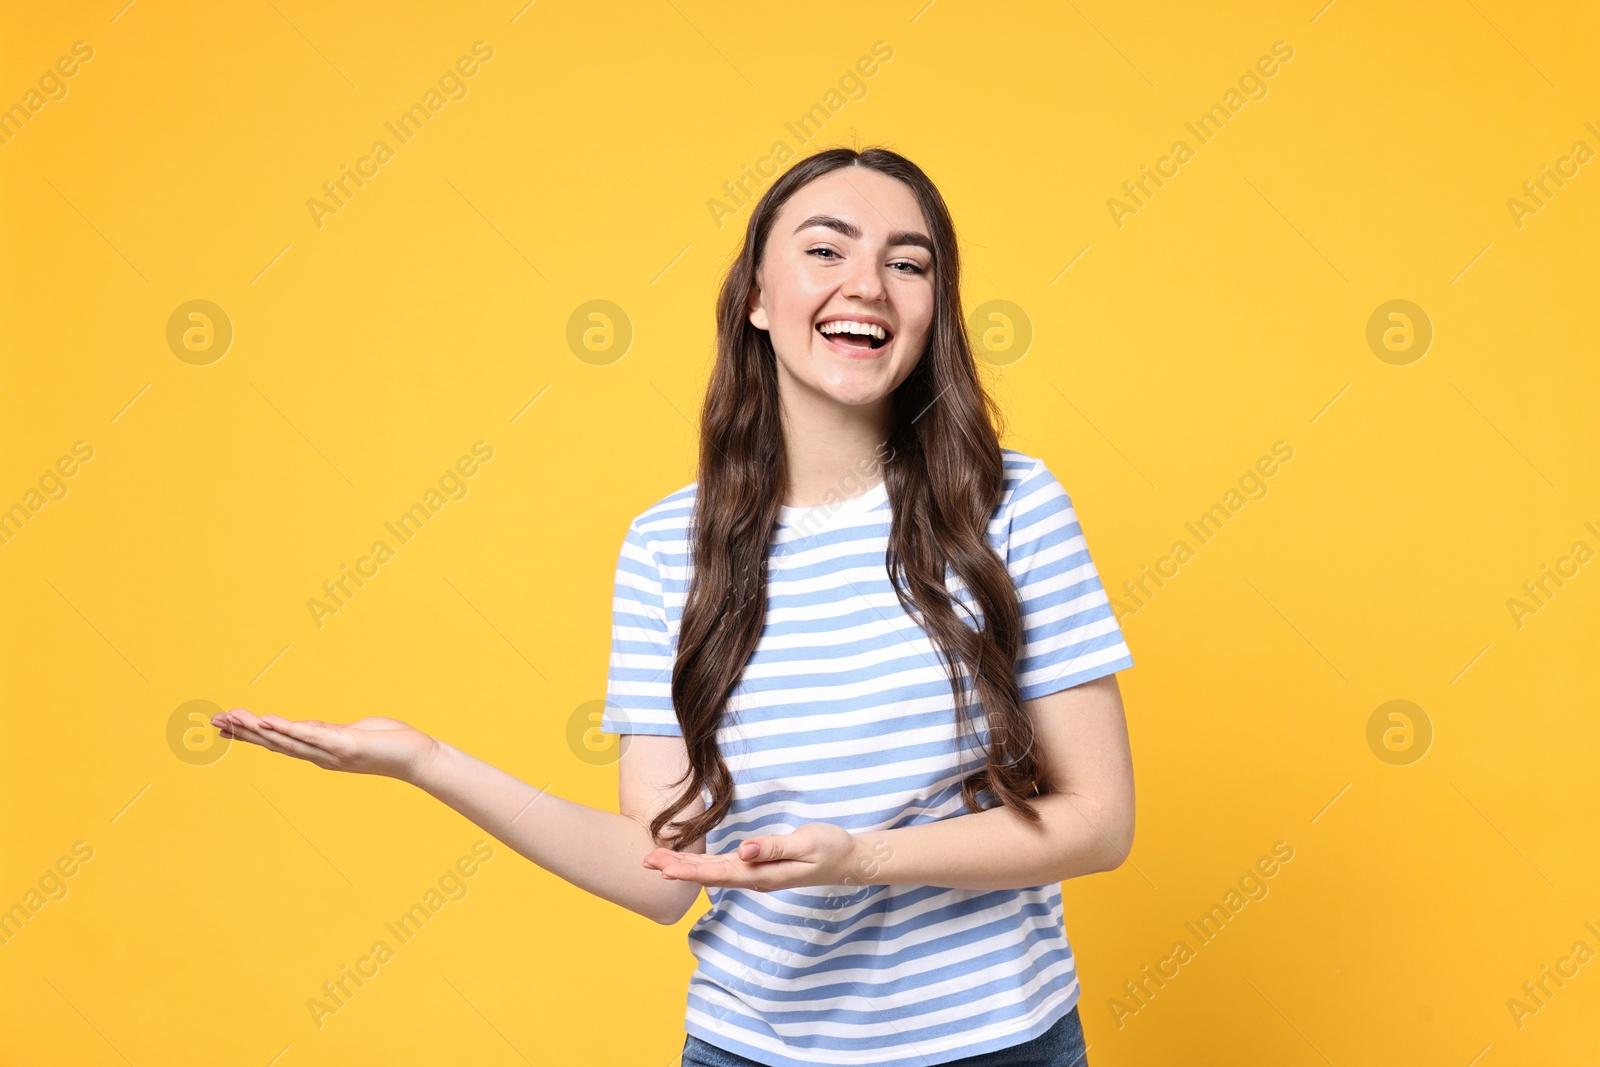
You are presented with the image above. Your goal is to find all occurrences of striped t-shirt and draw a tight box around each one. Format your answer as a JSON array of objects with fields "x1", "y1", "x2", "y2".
[{"x1": 602, "y1": 448, "x2": 1134, "y2": 1067}]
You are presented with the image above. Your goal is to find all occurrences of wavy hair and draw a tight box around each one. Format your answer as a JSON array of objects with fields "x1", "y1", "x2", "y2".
[{"x1": 650, "y1": 146, "x2": 1048, "y2": 851}]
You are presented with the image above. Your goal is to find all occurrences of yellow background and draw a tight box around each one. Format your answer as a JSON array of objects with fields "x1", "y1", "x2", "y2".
[{"x1": 3, "y1": 1, "x2": 1597, "y2": 1064}]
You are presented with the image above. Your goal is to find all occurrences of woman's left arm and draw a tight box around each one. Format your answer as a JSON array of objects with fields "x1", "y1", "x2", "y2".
[
  {"x1": 643, "y1": 673, "x2": 1135, "y2": 893},
  {"x1": 846, "y1": 672, "x2": 1134, "y2": 891}
]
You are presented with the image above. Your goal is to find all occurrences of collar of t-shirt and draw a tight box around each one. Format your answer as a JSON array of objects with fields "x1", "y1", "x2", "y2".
[{"x1": 775, "y1": 477, "x2": 889, "y2": 537}]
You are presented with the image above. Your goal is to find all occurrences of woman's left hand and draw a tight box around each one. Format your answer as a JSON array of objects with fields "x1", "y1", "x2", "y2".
[{"x1": 643, "y1": 822, "x2": 861, "y2": 892}]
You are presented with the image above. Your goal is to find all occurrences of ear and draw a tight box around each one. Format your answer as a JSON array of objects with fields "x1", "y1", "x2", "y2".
[{"x1": 746, "y1": 274, "x2": 769, "y2": 332}]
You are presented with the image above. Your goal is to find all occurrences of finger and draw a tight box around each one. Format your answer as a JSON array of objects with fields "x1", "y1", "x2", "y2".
[
  {"x1": 663, "y1": 860, "x2": 775, "y2": 890},
  {"x1": 225, "y1": 710, "x2": 270, "y2": 735},
  {"x1": 230, "y1": 721, "x2": 298, "y2": 757},
  {"x1": 229, "y1": 711, "x2": 319, "y2": 754},
  {"x1": 255, "y1": 720, "x2": 334, "y2": 764},
  {"x1": 656, "y1": 859, "x2": 731, "y2": 884},
  {"x1": 227, "y1": 716, "x2": 320, "y2": 763},
  {"x1": 659, "y1": 854, "x2": 757, "y2": 881},
  {"x1": 738, "y1": 837, "x2": 781, "y2": 862},
  {"x1": 259, "y1": 716, "x2": 334, "y2": 747},
  {"x1": 659, "y1": 852, "x2": 732, "y2": 869},
  {"x1": 219, "y1": 715, "x2": 274, "y2": 746},
  {"x1": 227, "y1": 708, "x2": 269, "y2": 730}
]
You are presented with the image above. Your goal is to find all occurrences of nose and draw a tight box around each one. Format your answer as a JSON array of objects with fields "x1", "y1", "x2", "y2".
[{"x1": 840, "y1": 254, "x2": 888, "y2": 303}]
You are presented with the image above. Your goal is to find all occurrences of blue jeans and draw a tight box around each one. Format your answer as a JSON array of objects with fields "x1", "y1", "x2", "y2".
[{"x1": 680, "y1": 1004, "x2": 1088, "y2": 1067}]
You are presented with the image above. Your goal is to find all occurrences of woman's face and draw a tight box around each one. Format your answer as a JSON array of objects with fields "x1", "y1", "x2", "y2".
[{"x1": 747, "y1": 167, "x2": 936, "y2": 412}]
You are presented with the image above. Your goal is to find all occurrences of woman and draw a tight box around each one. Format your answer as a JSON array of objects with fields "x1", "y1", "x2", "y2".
[{"x1": 217, "y1": 146, "x2": 1135, "y2": 1067}]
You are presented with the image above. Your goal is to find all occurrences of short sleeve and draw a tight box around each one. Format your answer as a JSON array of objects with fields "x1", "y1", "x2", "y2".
[
  {"x1": 1006, "y1": 458, "x2": 1135, "y2": 700},
  {"x1": 600, "y1": 520, "x2": 682, "y2": 736}
]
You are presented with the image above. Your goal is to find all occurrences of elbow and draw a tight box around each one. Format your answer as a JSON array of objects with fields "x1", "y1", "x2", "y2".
[
  {"x1": 646, "y1": 883, "x2": 701, "y2": 926},
  {"x1": 1061, "y1": 790, "x2": 1133, "y2": 875},
  {"x1": 643, "y1": 894, "x2": 685, "y2": 925},
  {"x1": 1103, "y1": 824, "x2": 1134, "y2": 872},
  {"x1": 1100, "y1": 803, "x2": 1135, "y2": 873}
]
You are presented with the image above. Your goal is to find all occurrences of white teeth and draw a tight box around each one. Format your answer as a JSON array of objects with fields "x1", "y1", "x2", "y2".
[{"x1": 818, "y1": 320, "x2": 888, "y2": 341}]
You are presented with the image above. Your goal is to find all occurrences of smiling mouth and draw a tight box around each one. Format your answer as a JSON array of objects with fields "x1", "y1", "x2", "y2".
[{"x1": 816, "y1": 324, "x2": 893, "y2": 350}]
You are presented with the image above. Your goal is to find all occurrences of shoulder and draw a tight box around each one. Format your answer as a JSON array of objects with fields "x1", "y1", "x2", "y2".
[
  {"x1": 997, "y1": 447, "x2": 1069, "y2": 517},
  {"x1": 621, "y1": 480, "x2": 698, "y2": 558},
  {"x1": 994, "y1": 449, "x2": 1096, "y2": 566}
]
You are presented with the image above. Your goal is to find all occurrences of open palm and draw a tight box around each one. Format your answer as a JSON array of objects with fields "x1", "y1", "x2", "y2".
[{"x1": 214, "y1": 708, "x2": 438, "y2": 781}]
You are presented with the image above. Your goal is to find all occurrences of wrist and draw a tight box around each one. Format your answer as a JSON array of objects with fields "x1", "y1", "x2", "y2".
[
  {"x1": 849, "y1": 828, "x2": 895, "y2": 887},
  {"x1": 402, "y1": 735, "x2": 452, "y2": 790},
  {"x1": 840, "y1": 828, "x2": 875, "y2": 887}
]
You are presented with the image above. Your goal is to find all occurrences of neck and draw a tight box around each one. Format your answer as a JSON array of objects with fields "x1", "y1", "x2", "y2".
[{"x1": 777, "y1": 379, "x2": 892, "y2": 509}]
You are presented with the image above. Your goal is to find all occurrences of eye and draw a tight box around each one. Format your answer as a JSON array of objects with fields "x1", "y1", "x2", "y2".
[{"x1": 808, "y1": 246, "x2": 926, "y2": 275}]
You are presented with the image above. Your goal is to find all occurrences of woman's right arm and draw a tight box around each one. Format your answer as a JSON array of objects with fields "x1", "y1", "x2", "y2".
[
  {"x1": 414, "y1": 731, "x2": 707, "y2": 925},
  {"x1": 215, "y1": 709, "x2": 706, "y2": 926}
]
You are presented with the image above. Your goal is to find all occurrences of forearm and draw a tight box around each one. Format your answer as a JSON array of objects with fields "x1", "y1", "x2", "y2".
[
  {"x1": 406, "y1": 740, "x2": 699, "y2": 924},
  {"x1": 852, "y1": 790, "x2": 1132, "y2": 892}
]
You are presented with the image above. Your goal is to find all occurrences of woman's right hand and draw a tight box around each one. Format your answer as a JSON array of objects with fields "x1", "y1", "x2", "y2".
[{"x1": 213, "y1": 708, "x2": 441, "y2": 784}]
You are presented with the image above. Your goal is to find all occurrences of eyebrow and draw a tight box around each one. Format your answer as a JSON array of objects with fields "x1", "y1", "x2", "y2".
[{"x1": 792, "y1": 214, "x2": 935, "y2": 255}]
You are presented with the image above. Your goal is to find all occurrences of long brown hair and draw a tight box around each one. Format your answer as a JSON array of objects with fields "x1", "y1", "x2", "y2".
[{"x1": 650, "y1": 146, "x2": 1049, "y2": 851}]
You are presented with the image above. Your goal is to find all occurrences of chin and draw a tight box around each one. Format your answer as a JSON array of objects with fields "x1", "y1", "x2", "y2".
[{"x1": 814, "y1": 383, "x2": 892, "y2": 408}]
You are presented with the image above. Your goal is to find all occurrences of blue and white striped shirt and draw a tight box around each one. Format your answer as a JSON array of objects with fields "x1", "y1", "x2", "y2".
[{"x1": 602, "y1": 448, "x2": 1134, "y2": 1066}]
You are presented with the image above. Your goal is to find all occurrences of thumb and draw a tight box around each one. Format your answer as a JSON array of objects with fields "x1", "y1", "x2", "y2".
[{"x1": 738, "y1": 837, "x2": 777, "y2": 861}]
